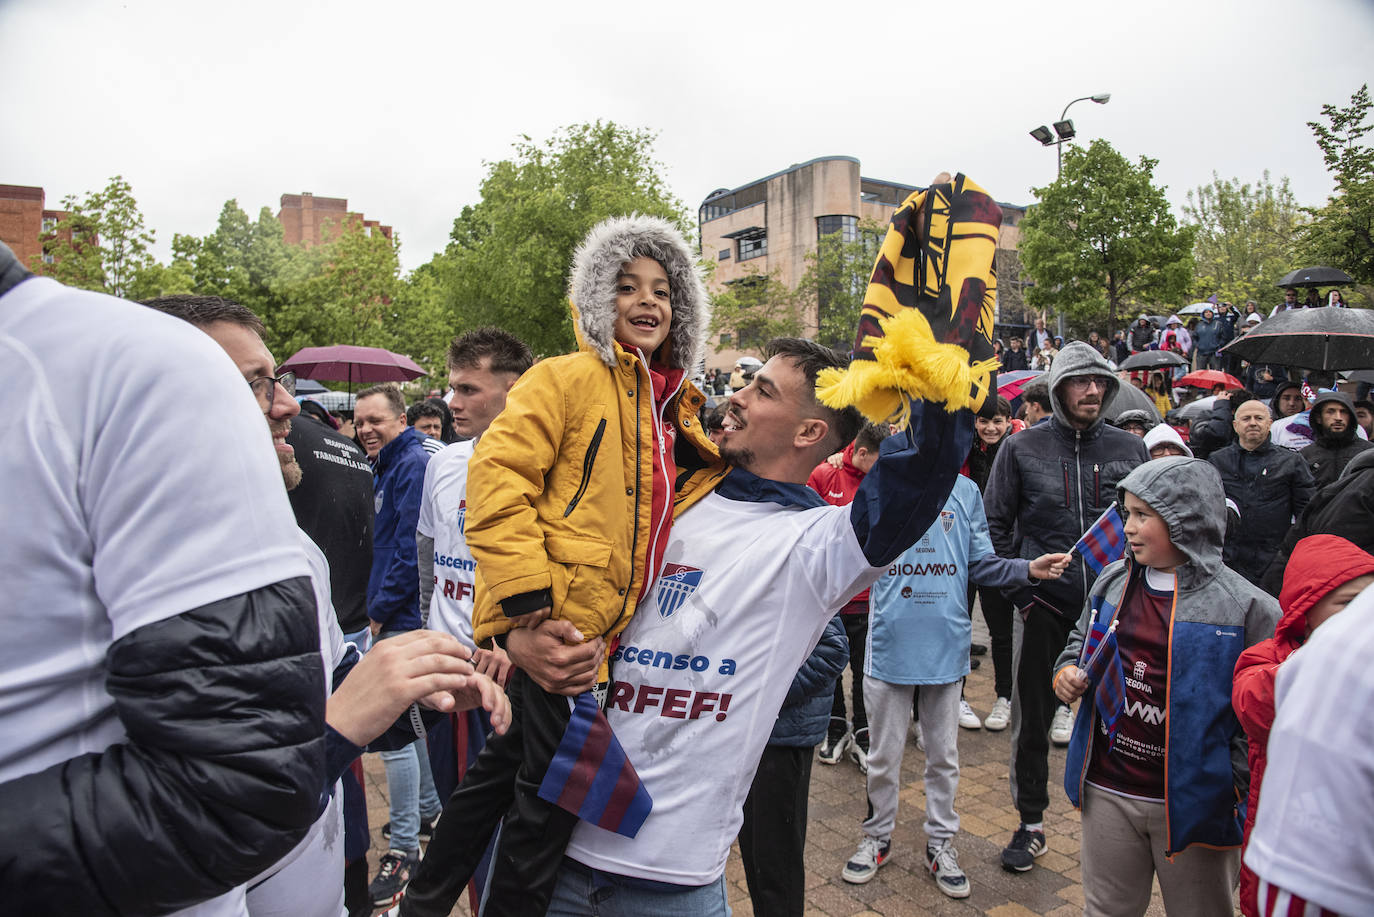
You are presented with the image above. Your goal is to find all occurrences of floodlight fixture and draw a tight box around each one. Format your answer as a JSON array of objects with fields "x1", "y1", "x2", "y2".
[
  {"x1": 1091, "y1": 93, "x2": 1111, "y2": 104},
  {"x1": 1053, "y1": 120, "x2": 1076, "y2": 141},
  {"x1": 1029, "y1": 125, "x2": 1055, "y2": 146}
]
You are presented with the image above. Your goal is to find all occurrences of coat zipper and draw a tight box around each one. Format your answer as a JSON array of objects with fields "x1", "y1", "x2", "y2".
[
  {"x1": 1076, "y1": 431, "x2": 1088, "y2": 597},
  {"x1": 563, "y1": 417, "x2": 607, "y2": 518},
  {"x1": 608, "y1": 361, "x2": 645, "y2": 635}
]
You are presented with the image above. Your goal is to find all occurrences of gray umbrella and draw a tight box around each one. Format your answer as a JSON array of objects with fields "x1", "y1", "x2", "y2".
[{"x1": 1106, "y1": 381, "x2": 1163, "y2": 425}]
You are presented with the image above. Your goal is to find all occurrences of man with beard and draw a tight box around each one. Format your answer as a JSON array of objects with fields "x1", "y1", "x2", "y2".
[
  {"x1": 1210, "y1": 400, "x2": 1316, "y2": 585},
  {"x1": 1301, "y1": 391, "x2": 1373, "y2": 488},
  {"x1": 142, "y1": 294, "x2": 508, "y2": 917},
  {"x1": 983, "y1": 342, "x2": 1149, "y2": 873}
]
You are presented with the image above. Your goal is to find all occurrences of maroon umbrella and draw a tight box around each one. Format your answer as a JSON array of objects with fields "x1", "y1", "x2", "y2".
[{"x1": 278, "y1": 345, "x2": 427, "y2": 388}]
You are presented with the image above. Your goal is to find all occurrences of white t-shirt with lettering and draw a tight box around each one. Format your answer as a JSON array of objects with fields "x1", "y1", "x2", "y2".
[
  {"x1": 416, "y1": 440, "x2": 478, "y2": 650},
  {"x1": 0, "y1": 277, "x2": 312, "y2": 916},
  {"x1": 565, "y1": 489, "x2": 878, "y2": 885}
]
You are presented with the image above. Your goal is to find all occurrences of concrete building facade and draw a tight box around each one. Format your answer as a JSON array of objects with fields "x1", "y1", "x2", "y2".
[
  {"x1": 698, "y1": 156, "x2": 1028, "y2": 369},
  {"x1": 0, "y1": 184, "x2": 68, "y2": 269},
  {"x1": 278, "y1": 192, "x2": 392, "y2": 248}
]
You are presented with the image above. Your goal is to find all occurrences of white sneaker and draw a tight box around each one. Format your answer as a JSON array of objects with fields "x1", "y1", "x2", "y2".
[
  {"x1": 926, "y1": 839, "x2": 971, "y2": 898},
  {"x1": 911, "y1": 720, "x2": 924, "y2": 751},
  {"x1": 841, "y1": 835, "x2": 891, "y2": 884},
  {"x1": 984, "y1": 696, "x2": 1012, "y2": 731},
  {"x1": 1050, "y1": 704, "x2": 1073, "y2": 746},
  {"x1": 958, "y1": 699, "x2": 982, "y2": 730}
]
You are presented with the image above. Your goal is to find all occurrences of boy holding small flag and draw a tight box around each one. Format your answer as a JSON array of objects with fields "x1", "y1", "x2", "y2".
[{"x1": 1053, "y1": 457, "x2": 1278, "y2": 917}]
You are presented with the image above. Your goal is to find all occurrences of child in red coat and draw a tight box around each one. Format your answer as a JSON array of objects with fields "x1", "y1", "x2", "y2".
[{"x1": 1231, "y1": 534, "x2": 1374, "y2": 916}]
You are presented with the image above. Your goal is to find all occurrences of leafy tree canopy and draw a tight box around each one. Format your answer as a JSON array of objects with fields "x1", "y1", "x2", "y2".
[
  {"x1": 1019, "y1": 139, "x2": 1195, "y2": 337},
  {"x1": 1184, "y1": 171, "x2": 1302, "y2": 308},
  {"x1": 35, "y1": 175, "x2": 156, "y2": 298},
  {"x1": 429, "y1": 121, "x2": 690, "y2": 357},
  {"x1": 1298, "y1": 84, "x2": 1374, "y2": 286}
]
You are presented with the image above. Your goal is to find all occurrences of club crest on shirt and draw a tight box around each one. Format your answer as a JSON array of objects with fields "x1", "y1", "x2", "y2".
[
  {"x1": 456, "y1": 499, "x2": 466, "y2": 536},
  {"x1": 375, "y1": 490, "x2": 384, "y2": 514},
  {"x1": 940, "y1": 510, "x2": 955, "y2": 534},
  {"x1": 656, "y1": 563, "x2": 703, "y2": 619}
]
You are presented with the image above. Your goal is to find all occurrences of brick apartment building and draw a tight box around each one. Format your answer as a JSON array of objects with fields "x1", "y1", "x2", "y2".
[
  {"x1": 278, "y1": 192, "x2": 392, "y2": 248},
  {"x1": 0, "y1": 184, "x2": 69, "y2": 269},
  {"x1": 698, "y1": 156, "x2": 1030, "y2": 368}
]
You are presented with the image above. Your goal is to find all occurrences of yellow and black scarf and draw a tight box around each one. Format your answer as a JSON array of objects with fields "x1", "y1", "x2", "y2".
[{"x1": 817, "y1": 173, "x2": 1000, "y2": 423}]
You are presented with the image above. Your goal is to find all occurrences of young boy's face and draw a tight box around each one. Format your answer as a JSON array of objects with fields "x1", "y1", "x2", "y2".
[
  {"x1": 1123, "y1": 491, "x2": 1187, "y2": 572},
  {"x1": 1306, "y1": 573, "x2": 1374, "y2": 635},
  {"x1": 613, "y1": 256, "x2": 672, "y2": 356},
  {"x1": 975, "y1": 413, "x2": 1009, "y2": 445}
]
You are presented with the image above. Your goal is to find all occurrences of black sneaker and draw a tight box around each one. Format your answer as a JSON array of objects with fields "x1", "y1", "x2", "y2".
[
  {"x1": 1000, "y1": 825, "x2": 1047, "y2": 872},
  {"x1": 970, "y1": 642, "x2": 989, "y2": 656},
  {"x1": 819, "y1": 717, "x2": 850, "y2": 765},
  {"x1": 381, "y1": 813, "x2": 439, "y2": 844},
  {"x1": 850, "y1": 727, "x2": 870, "y2": 773},
  {"x1": 369, "y1": 849, "x2": 419, "y2": 908}
]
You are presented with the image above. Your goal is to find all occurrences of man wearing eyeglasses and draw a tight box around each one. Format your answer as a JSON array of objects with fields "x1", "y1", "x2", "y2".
[{"x1": 983, "y1": 342, "x2": 1149, "y2": 874}]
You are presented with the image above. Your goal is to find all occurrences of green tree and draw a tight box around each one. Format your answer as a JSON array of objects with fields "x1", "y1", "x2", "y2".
[
  {"x1": 429, "y1": 121, "x2": 690, "y2": 357},
  {"x1": 708, "y1": 265, "x2": 804, "y2": 353},
  {"x1": 1019, "y1": 140, "x2": 1196, "y2": 336},
  {"x1": 794, "y1": 219, "x2": 885, "y2": 350},
  {"x1": 272, "y1": 221, "x2": 403, "y2": 362},
  {"x1": 36, "y1": 175, "x2": 156, "y2": 297},
  {"x1": 1184, "y1": 171, "x2": 1302, "y2": 306},
  {"x1": 1298, "y1": 84, "x2": 1374, "y2": 285}
]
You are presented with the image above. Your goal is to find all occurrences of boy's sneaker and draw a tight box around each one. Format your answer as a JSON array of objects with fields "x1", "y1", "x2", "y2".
[
  {"x1": 958, "y1": 699, "x2": 982, "y2": 730},
  {"x1": 819, "y1": 723, "x2": 850, "y2": 765},
  {"x1": 1050, "y1": 704, "x2": 1073, "y2": 746},
  {"x1": 381, "y1": 812, "x2": 439, "y2": 844},
  {"x1": 841, "y1": 835, "x2": 891, "y2": 884},
  {"x1": 926, "y1": 839, "x2": 971, "y2": 898},
  {"x1": 911, "y1": 720, "x2": 924, "y2": 751},
  {"x1": 970, "y1": 642, "x2": 988, "y2": 656},
  {"x1": 984, "y1": 696, "x2": 1012, "y2": 731},
  {"x1": 369, "y1": 849, "x2": 419, "y2": 908},
  {"x1": 850, "y1": 727, "x2": 870, "y2": 773},
  {"x1": 1000, "y1": 826, "x2": 1047, "y2": 872}
]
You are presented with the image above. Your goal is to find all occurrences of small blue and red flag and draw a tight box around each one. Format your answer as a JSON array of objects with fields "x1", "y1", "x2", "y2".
[
  {"x1": 537, "y1": 691, "x2": 653, "y2": 838},
  {"x1": 1081, "y1": 619, "x2": 1126, "y2": 752},
  {"x1": 1073, "y1": 503, "x2": 1127, "y2": 575}
]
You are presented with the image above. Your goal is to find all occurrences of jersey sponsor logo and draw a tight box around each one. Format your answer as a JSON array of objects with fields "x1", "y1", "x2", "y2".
[
  {"x1": 940, "y1": 510, "x2": 955, "y2": 533},
  {"x1": 656, "y1": 563, "x2": 703, "y2": 619},
  {"x1": 435, "y1": 552, "x2": 476, "y2": 572},
  {"x1": 886, "y1": 561, "x2": 959, "y2": 577},
  {"x1": 827, "y1": 490, "x2": 846, "y2": 499},
  {"x1": 1124, "y1": 698, "x2": 1166, "y2": 725}
]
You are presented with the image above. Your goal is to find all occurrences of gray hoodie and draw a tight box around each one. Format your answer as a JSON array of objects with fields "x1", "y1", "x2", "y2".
[{"x1": 985, "y1": 343, "x2": 1149, "y2": 613}]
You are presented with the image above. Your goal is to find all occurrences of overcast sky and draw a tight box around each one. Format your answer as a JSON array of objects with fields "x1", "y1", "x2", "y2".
[{"x1": 4, "y1": 0, "x2": 1371, "y2": 273}]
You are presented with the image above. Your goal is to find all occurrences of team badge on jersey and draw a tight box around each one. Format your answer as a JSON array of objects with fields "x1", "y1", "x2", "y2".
[
  {"x1": 656, "y1": 563, "x2": 703, "y2": 619},
  {"x1": 940, "y1": 510, "x2": 956, "y2": 534},
  {"x1": 456, "y1": 499, "x2": 466, "y2": 535}
]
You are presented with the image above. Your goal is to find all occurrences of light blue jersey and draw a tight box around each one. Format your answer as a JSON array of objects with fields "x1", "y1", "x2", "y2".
[{"x1": 867, "y1": 476, "x2": 1029, "y2": 684}]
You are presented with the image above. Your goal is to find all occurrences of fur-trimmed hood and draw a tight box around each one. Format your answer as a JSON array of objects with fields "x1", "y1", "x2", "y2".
[{"x1": 568, "y1": 214, "x2": 710, "y2": 370}]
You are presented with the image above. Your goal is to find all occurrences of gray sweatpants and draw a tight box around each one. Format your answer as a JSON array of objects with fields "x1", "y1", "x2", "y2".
[
  {"x1": 1080, "y1": 784, "x2": 1239, "y2": 917},
  {"x1": 860, "y1": 677, "x2": 960, "y2": 843}
]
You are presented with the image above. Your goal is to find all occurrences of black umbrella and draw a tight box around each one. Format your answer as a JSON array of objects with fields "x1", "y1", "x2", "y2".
[
  {"x1": 1276, "y1": 266, "x2": 1354, "y2": 288},
  {"x1": 1118, "y1": 350, "x2": 1188, "y2": 371},
  {"x1": 1220, "y1": 306, "x2": 1374, "y2": 370}
]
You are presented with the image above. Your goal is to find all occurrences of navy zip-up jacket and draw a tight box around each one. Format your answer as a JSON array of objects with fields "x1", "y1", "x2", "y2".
[{"x1": 368, "y1": 426, "x2": 431, "y2": 631}]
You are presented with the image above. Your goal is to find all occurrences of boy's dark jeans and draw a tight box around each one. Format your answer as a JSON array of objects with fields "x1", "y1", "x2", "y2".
[
  {"x1": 978, "y1": 586, "x2": 1015, "y2": 700},
  {"x1": 401, "y1": 668, "x2": 577, "y2": 917},
  {"x1": 1009, "y1": 602, "x2": 1077, "y2": 825}
]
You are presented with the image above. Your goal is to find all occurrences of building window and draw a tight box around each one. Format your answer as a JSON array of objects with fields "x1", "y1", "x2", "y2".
[
  {"x1": 718, "y1": 248, "x2": 731, "y2": 261},
  {"x1": 41, "y1": 217, "x2": 57, "y2": 233},
  {"x1": 1002, "y1": 210, "x2": 1019, "y2": 226},
  {"x1": 42, "y1": 253, "x2": 55, "y2": 264},
  {"x1": 737, "y1": 230, "x2": 767, "y2": 261},
  {"x1": 817, "y1": 215, "x2": 858, "y2": 244},
  {"x1": 719, "y1": 332, "x2": 732, "y2": 346}
]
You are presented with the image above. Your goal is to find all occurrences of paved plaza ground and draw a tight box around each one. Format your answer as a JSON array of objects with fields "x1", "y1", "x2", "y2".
[{"x1": 362, "y1": 612, "x2": 1176, "y2": 915}]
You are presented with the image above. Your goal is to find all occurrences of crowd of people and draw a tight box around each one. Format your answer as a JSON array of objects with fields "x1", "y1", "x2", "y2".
[{"x1": 3, "y1": 219, "x2": 1371, "y2": 917}]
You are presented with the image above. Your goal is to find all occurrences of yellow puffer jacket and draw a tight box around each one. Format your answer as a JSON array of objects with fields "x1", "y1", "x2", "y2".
[
  {"x1": 466, "y1": 213, "x2": 726, "y2": 657},
  {"x1": 467, "y1": 348, "x2": 724, "y2": 649}
]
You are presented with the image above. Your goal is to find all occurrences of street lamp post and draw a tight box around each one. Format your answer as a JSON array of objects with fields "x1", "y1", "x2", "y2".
[
  {"x1": 1029, "y1": 92, "x2": 1111, "y2": 176},
  {"x1": 1028, "y1": 93, "x2": 1111, "y2": 338}
]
